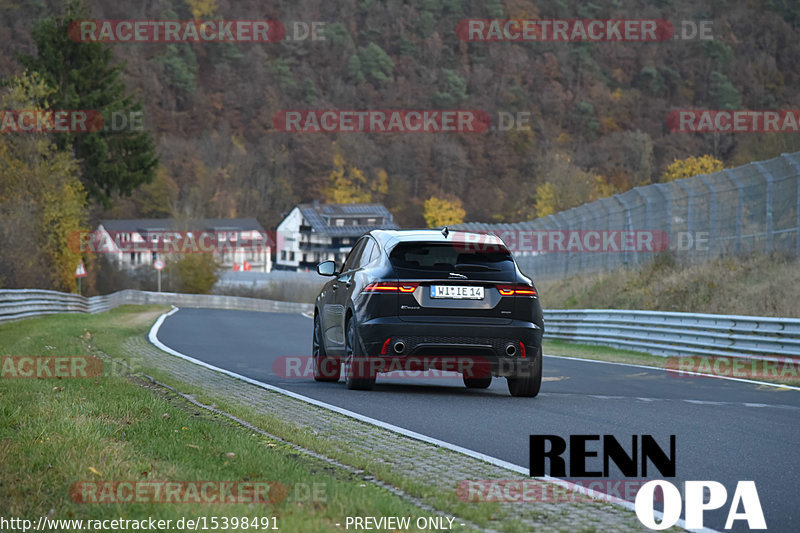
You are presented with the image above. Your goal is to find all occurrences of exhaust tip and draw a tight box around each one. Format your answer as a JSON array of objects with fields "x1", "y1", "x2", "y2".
[
  {"x1": 505, "y1": 343, "x2": 517, "y2": 356},
  {"x1": 393, "y1": 341, "x2": 406, "y2": 354}
]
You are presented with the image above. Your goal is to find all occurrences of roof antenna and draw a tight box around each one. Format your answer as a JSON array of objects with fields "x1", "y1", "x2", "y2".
[{"x1": 441, "y1": 226, "x2": 449, "y2": 238}]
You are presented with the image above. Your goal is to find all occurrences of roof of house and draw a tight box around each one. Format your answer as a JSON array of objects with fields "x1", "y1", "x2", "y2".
[
  {"x1": 99, "y1": 218, "x2": 266, "y2": 233},
  {"x1": 295, "y1": 203, "x2": 399, "y2": 237}
]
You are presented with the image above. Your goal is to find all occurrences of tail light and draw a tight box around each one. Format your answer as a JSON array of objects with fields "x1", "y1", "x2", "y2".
[
  {"x1": 363, "y1": 282, "x2": 419, "y2": 293},
  {"x1": 496, "y1": 284, "x2": 537, "y2": 296}
]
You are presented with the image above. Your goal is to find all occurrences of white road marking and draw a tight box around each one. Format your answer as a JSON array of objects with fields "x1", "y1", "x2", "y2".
[{"x1": 147, "y1": 308, "x2": 720, "y2": 533}]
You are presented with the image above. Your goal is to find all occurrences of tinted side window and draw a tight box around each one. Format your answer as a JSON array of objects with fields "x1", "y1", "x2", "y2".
[
  {"x1": 358, "y1": 238, "x2": 377, "y2": 268},
  {"x1": 368, "y1": 239, "x2": 382, "y2": 263},
  {"x1": 342, "y1": 238, "x2": 366, "y2": 272}
]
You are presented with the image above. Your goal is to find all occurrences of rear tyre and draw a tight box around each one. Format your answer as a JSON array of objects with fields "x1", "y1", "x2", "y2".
[
  {"x1": 344, "y1": 318, "x2": 376, "y2": 390},
  {"x1": 313, "y1": 314, "x2": 340, "y2": 382},
  {"x1": 463, "y1": 375, "x2": 492, "y2": 389},
  {"x1": 507, "y1": 346, "x2": 543, "y2": 397}
]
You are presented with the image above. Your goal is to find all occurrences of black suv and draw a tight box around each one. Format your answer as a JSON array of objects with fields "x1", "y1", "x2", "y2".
[{"x1": 312, "y1": 229, "x2": 544, "y2": 396}]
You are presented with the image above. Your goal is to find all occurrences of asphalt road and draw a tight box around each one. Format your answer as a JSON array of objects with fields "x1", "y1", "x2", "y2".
[{"x1": 155, "y1": 308, "x2": 800, "y2": 532}]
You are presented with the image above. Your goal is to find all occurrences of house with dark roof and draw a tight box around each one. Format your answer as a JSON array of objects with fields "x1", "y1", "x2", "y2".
[
  {"x1": 94, "y1": 218, "x2": 273, "y2": 272},
  {"x1": 275, "y1": 203, "x2": 398, "y2": 271}
]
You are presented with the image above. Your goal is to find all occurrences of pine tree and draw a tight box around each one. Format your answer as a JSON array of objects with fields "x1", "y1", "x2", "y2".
[{"x1": 20, "y1": 0, "x2": 158, "y2": 206}]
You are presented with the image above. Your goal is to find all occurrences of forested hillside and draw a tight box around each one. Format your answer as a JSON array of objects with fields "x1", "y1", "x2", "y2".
[{"x1": 2, "y1": 0, "x2": 799, "y2": 229}]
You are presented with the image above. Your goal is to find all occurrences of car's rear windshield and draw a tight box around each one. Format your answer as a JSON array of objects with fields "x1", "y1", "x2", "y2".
[{"x1": 389, "y1": 242, "x2": 514, "y2": 272}]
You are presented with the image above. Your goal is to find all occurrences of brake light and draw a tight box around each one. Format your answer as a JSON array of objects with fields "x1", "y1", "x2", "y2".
[
  {"x1": 519, "y1": 342, "x2": 526, "y2": 358},
  {"x1": 364, "y1": 282, "x2": 419, "y2": 293},
  {"x1": 496, "y1": 284, "x2": 537, "y2": 296}
]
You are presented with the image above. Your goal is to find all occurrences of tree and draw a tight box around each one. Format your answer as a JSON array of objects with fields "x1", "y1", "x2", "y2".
[
  {"x1": 534, "y1": 182, "x2": 557, "y2": 218},
  {"x1": 433, "y1": 69, "x2": 468, "y2": 107},
  {"x1": 169, "y1": 254, "x2": 219, "y2": 294},
  {"x1": 423, "y1": 196, "x2": 465, "y2": 227},
  {"x1": 325, "y1": 152, "x2": 376, "y2": 204},
  {"x1": 356, "y1": 43, "x2": 394, "y2": 84},
  {"x1": 709, "y1": 71, "x2": 742, "y2": 110},
  {"x1": 533, "y1": 153, "x2": 606, "y2": 217},
  {"x1": 660, "y1": 155, "x2": 724, "y2": 182},
  {"x1": 186, "y1": 0, "x2": 217, "y2": 18},
  {"x1": 20, "y1": 0, "x2": 158, "y2": 205},
  {"x1": 0, "y1": 72, "x2": 87, "y2": 291}
]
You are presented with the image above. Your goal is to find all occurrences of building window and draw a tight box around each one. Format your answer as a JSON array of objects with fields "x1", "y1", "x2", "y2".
[
  {"x1": 290, "y1": 251, "x2": 295, "y2": 261},
  {"x1": 335, "y1": 219, "x2": 344, "y2": 226},
  {"x1": 367, "y1": 218, "x2": 376, "y2": 224},
  {"x1": 281, "y1": 250, "x2": 287, "y2": 260}
]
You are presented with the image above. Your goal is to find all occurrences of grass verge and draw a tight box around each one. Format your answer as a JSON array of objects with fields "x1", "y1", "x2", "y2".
[{"x1": 0, "y1": 306, "x2": 466, "y2": 532}]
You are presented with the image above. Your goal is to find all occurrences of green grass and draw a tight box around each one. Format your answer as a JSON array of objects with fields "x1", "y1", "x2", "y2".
[
  {"x1": 536, "y1": 252, "x2": 800, "y2": 318},
  {"x1": 0, "y1": 307, "x2": 466, "y2": 532}
]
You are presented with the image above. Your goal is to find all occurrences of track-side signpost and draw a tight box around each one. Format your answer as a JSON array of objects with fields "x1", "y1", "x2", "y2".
[
  {"x1": 75, "y1": 260, "x2": 86, "y2": 294},
  {"x1": 154, "y1": 258, "x2": 165, "y2": 292}
]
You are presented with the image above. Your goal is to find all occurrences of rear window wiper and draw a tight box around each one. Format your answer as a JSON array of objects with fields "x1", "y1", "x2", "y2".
[{"x1": 454, "y1": 263, "x2": 500, "y2": 271}]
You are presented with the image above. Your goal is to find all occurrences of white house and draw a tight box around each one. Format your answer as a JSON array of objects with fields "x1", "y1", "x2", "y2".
[
  {"x1": 91, "y1": 218, "x2": 272, "y2": 272},
  {"x1": 275, "y1": 203, "x2": 398, "y2": 271}
]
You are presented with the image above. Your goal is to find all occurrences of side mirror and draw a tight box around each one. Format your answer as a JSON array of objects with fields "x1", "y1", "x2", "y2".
[{"x1": 316, "y1": 260, "x2": 337, "y2": 276}]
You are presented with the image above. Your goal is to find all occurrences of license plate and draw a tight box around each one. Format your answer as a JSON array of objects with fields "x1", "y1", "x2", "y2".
[{"x1": 430, "y1": 285, "x2": 484, "y2": 300}]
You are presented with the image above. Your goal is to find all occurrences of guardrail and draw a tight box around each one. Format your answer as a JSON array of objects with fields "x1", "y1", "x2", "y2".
[
  {"x1": 2, "y1": 289, "x2": 797, "y2": 360},
  {"x1": 544, "y1": 309, "x2": 800, "y2": 361},
  {"x1": 0, "y1": 289, "x2": 313, "y2": 324}
]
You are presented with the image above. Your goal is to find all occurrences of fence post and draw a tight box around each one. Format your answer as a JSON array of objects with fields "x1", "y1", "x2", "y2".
[
  {"x1": 780, "y1": 153, "x2": 800, "y2": 257},
  {"x1": 653, "y1": 183, "x2": 672, "y2": 236},
  {"x1": 754, "y1": 161, "x2": 775, "y2": 253},
  {"x1": 617, "y1": 193, "x2": 639, "y2": 266},
  {"x1": 677, "y1": 180, "x2": 695, "y2": 261},
  {"x1": 723, "y1": 169, "x2": 745, "y2": 254},
  {"x1": 700, "y1": 175, "x2": 717, "y2": 258}
]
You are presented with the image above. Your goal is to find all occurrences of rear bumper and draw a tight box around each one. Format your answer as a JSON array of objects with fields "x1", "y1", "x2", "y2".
[{"x1": 353, "y1": 316, "x2": 542, "y2": 377}]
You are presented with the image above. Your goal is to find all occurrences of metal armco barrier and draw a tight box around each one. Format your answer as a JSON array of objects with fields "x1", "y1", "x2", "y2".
[
  {"x1": 0, "y1": 289, "x2": 313, "y2": 324},
  {"x1": 543, "y1": 309, "x2": 800, "y2": 361},
  {"x1": 2, "y1": 289, "x2": 797, "y2": 361}
]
